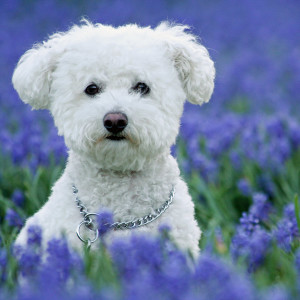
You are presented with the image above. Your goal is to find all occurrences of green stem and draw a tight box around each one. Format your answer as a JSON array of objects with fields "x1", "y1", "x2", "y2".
[{"x1": 293, "y1": 194, "x2": 300, "y2": 234}]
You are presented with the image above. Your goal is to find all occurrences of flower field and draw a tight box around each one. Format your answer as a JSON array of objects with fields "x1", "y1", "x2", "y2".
[{"x1": 1, "y1": 0, "x2": 300, "y2": 299}]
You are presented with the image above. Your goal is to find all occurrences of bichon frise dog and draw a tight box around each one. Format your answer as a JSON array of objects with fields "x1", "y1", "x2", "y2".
[{"x1": 12, "y1": 21, "x2": 215, "y2": 257}]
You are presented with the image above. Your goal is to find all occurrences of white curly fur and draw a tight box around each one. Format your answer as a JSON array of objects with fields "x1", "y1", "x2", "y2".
[{"x1": 12, "y1": 21, "x2": 215, "y2": 258}]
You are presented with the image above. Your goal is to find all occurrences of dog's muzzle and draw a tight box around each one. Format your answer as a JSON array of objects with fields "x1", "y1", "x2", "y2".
[{"x1": 103, "y1": 112, "x2": 128, "y2": 134}]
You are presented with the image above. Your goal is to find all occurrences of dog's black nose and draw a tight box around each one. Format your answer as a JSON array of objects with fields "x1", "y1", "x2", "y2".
[{"x1": 103, "y1": 112, "x2": 128, "y2": 134}]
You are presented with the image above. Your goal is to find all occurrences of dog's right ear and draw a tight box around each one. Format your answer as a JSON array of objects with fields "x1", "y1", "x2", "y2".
[
  {"x1": 12, "y1": 36, "x2": 63, "y2": 110},
  {"x1": 155, "y1": 22, "x2": 215, "y2": 106}
]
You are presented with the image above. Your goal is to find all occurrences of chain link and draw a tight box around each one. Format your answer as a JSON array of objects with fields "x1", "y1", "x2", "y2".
[{"x1": 72, "y1": 184, "x2": 175, "y2": 248}]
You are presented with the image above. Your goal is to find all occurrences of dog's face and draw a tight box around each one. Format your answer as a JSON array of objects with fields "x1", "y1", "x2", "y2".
[
  {"x1": 49, "y1": 31, "x2": 185, "y2": 170},
  {"x1": 12, "y1": 22, "x2": 215, "y2": 171}
]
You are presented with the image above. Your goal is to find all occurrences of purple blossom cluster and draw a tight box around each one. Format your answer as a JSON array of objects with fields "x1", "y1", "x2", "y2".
[
  {"x1": 0, "y1": 226, "x2": 260, "y2": 300},
  {"x1": 5, "y1": 208, "x2": 24, "y2": 228},
  {"x1": 1, "y1": 205, "x2": 300, "y2": 299},
  {"x1": 11, "y1": 189, "x2": 25, "y2": 207},
  {"x1": 180, "y1": 111, "x2": 300, "y2": 182},
  {"x1": 0, "y1": 249, "x2": 7, "y2": 283},
  {"x1": 273, "y1": 204, "x2": 300, "y2": 252},
  {"x1": 231, "y1": 193, "x2": 272, "y2": 271},
  {"x1": 11, "y1": 230, "x2": 84, "y2": 300},
  {"x1": 109, "y1": 234, "x2": 258, "y2": 300},
  {"x1": 2, "y1": 221, "x2": 298, "y2": 299},
  {"x1": 232, "y1": 194, "x2": 300, "y2": 271},
  {"x1": 0, "y1": 109, "x2": 67, "y2": 169},
  {"x1": 97, "y1": 210, "x2": 114, "y2": 236}
]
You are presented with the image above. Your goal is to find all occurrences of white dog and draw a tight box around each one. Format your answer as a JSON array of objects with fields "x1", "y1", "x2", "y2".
[{"x1": 12, "y1": 21, "x2": 215, "y2": 258}]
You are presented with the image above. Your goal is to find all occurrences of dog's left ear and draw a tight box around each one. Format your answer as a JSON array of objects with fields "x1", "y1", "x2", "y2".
[
  {"x1": 156, "y1": 22, "x2": 215, "y2": 105},
  {"x1": 12, "y1": 34, "x2": 65, "y2": 110}
]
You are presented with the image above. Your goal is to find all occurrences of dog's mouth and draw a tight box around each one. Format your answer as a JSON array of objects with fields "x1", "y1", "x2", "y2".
[
  {"x1": 106, "y1": 135, "x2": 126, "y2": 141},
  {"x1": 96, "y1": 133, "x2": 137, "y2": 145}
]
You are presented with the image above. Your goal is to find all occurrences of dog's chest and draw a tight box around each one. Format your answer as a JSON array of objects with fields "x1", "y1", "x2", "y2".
[{"x1": 74, "y1": 173, "x2": 171, "y2": 222}]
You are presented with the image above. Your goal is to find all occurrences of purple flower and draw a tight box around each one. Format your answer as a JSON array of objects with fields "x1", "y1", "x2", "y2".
[
  {"x1": 193, "y1": 254, "x2": 256, "y2": 300},
  {"x1": 266, "y1": 118, "x2": 285, "y2": 138},
  {"x1": 230, "y1": 150, "x2": 242, "y2": 170},
  {"x1": 5, "y1": 208, "x2": 24, "y2": 228},
  {"x1": 283, "y1": 203, "x2": 298, "y2": 220},
  {"x1": 288, "y1": 119, "x2": 300, "y2": 149},
  {"x1": 110, "y1": 234, "x2": 164, "y2": 282},
  {"x1": 17, "y1": 246, "x2": 41, "y2": 277},
  {"x1": 237, "y1": 178, "x2": 252, "y2": 196},
  {"x1": 11, "y1": 189, "x2": 25, "y2": 207},
  {"x1": 0, "y1": 249, "x2": 7, "y2": 282},
  {"x1": 273, "y1": 204, "x2": 299, "y2": 252},
  {"x1": 232, "y1": 205, "x2": 272, "y2": 271},
  {"x1": 12, "y1": 147, "x2": 26, "y2": 164},
  {"x1": 231, "y1": 226, "x2": 271, "y2": 271},
  {"x1": 27, "y1": 225, "x2": 42, "y2": 247},
  {"x1": 42, "y1": 238, "x2": 78, "y2": 284},
  {"x1": 262, "y1": 286, "x2": 290, "y2": 300},
  {"x1": 158, "y1": 223, "x2": 171, "y2": 235},
  {"x1": 250, "y1": 193, "x2": 272, "y2": 222},
  {"x1": 158, "y1": 251, "x2": 191, "y2": 299},
  {"x1": 109, "y1": 238, "x2": 138, "y2": 280},
  {"x1": 239, "y1": 212, "x2": 259, "y2": 234},
  {"x1": 97, "y1": 210, "x2": 114, "y2": 236}
]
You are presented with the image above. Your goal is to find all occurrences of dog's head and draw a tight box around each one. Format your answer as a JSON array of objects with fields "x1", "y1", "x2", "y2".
[{"x1": 12, "y1": 21, "x2": 215, "y2": 171}]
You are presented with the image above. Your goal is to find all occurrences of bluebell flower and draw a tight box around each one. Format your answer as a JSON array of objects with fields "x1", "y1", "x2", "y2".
[
  {"x1": 266, "y1": 117, "x2": 285, "y2": 138},
  {"x1": 42, "y1": 238, "x2": 77, "y2": 284},
  {"x1": 158, "y1": 251, "x2": 191, "y2": 299},
  {"x1": 237, "y1": 178, "x2": 252, "y2": 196},
  {"x1": 5, "y1": 208, "x2": 24, "y2": 228},
  {"x1": 288, "y1": 119, "x2": 300, "y2": 149},
  {"x1": 232, "y1": 205, "x2": 272, "y2": 271},
  {"x1": 239, "y1": 212, "x2": 259, "y2": 234},
  {"x1": 262, "y1": 286, "x2": 291, "y2": 300},
  {"x1": 17, "y1": 245, "x2": 41, "y2": 277},
  {"x1": 12, "y1": 189, "x2": 25, "y2": 207},
  {"x1": 250, "y1": 193, "x2": 272, "y2": 222},
  {"x1": 26, "y1": 225, "x2": 42, "y2": 247},
  {"x1": 273, "y1": 204, "x2": 299, "y2": 252},
  {"x1": 193, "y1": 253, "x2": 256, "y2": 300},
  {"x1": 97, "y1": 210, "x2": 114, "y2": 236},
  {"x1": 283, "y1": 203, "x2": 298, "y2": 220},
  {"x1": 231, "y1": 226, "x2": 271, "y2": 272},
  {"x1": 295, "y1": 248, "x2": 300, "y2": 272},
  {"x1": 12, "y1": 147, "x2": 26, "y2": 164},
  {"x1": 109, "y1": 238, "x2": 140, "y2": 280},
  {"x1": 0, "y1": 249, "x2": 7, "y2": 282},
  {"x1": 158, "y1": 223, "x2": 171, "y2": 235},
  {"x1": 230, "y1": 150, "x2": 242, "y2": 170},
  {"x1": 129, "y1": 234, "x2": 163, "y2": 270}
]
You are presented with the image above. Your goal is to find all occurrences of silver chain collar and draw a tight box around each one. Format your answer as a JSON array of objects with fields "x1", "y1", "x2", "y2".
[{"x1": 72, "y1": 184, "x2": 175, "y2": 248}]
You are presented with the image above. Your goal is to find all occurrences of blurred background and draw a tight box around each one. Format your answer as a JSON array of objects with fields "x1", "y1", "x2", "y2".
[{"x1": 1, "y1": 1, "x2": 300, "y2": 297}]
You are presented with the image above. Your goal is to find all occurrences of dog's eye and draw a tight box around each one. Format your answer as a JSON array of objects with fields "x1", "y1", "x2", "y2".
[
  {"x1": 132, "y1": 82, "x2": 150, "y2": 95},
  {"x1": 84, "y1": 84, "x2": 101, "y2": 96}
]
